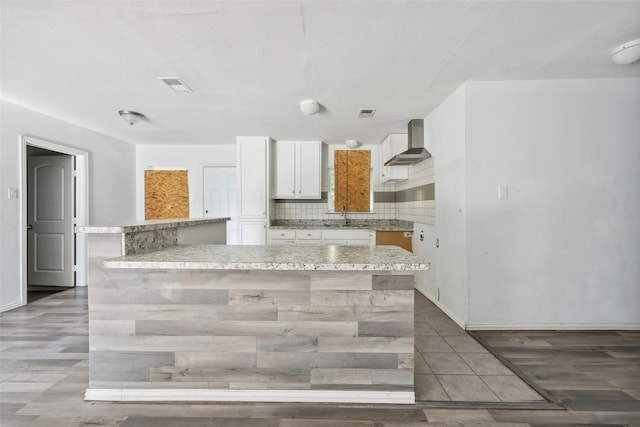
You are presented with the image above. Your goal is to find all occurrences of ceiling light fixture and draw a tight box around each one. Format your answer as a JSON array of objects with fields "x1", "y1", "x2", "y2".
[
  {"x1": 300, "y1": 100, "x2": 321, "y2": 115},
  {"x1": 611, "y1": 38, "x2": 640, "y2": 65},
  {"x1": 118, "y1": 110, "x2": 147, "y2": 126},
  {"x1": 345, "y1": 140, "x2": 360, "y2": 149}
]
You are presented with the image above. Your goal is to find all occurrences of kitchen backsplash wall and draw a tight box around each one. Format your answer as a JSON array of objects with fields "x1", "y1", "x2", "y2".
[
  {"x1": 273, "y1": 193, "x2": 396, "y2": 220},
  {"x1": 273, "y1": 155, "x2": 435, "y2": 223},
  {"x1": 396, "y1": 157, "x2": 435, "y2": 225}
]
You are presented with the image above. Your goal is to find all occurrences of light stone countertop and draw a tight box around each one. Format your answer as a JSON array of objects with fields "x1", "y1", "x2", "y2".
[
  {"x1": 103, "y1": 244, "x2": 429, "y2": 272},
  {"x1": 76, "y1": 217, "x2": 229, "y2": 234},
  {"x1": 269, "y1": 219, "x2": 414, "y2": 232}
]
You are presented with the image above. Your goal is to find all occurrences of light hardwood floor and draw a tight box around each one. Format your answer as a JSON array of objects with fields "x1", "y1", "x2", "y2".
[{"x1": 1, "y1": 287, "x2": 639, "y2": 426}]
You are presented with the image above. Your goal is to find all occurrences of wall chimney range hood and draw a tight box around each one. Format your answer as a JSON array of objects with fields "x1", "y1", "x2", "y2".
[{"x1": 384, "y1": 119, "x2": 431, "y2": 166}]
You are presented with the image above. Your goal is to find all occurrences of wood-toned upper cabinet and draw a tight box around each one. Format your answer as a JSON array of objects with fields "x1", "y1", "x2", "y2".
[
  {"x1": 272, "y1": 141, "x2": 321, "y2": 199},
  {"x1": 334, "y1": 150, "x2": 370, "y2": 212}
]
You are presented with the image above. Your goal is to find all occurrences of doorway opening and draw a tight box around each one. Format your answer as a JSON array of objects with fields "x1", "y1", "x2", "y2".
[
  {"x1": 21, "y1": 136, "x2": 89, "y2": 306},
  {"x1": 202, "y1": 165, "x2": 238, "y2": 245}
]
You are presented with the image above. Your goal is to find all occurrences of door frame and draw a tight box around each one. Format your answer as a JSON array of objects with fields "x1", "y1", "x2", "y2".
[{"x1": 20, "y1": 135, "x2": 89, "y2": 303}]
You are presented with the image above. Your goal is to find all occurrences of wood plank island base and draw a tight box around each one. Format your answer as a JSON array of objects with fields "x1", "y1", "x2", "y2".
[{"x1": 85, "y1": 244, "x2": 429, "y2": 404}]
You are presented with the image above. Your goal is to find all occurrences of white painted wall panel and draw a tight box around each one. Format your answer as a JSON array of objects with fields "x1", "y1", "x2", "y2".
[
  {"x1": 423, "y1": 85, "x2": 468, "y2": 326},
  {"x1": 465, "y1": 78, "x2": 640, "y2": 328}
]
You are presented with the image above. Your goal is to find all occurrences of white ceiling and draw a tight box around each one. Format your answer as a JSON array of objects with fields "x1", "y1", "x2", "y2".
[{"x1": 1, "y1": 1, "x2": 639, "y2": 146}]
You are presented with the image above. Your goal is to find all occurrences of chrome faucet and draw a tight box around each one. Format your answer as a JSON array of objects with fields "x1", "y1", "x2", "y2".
[{"x1": 341, "y1": 205, "x2": 349, "y2": 226}]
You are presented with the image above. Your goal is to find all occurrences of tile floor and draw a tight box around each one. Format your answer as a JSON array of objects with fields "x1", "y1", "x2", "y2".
[
  {"x1": 414, "y1": 295, "x2": 546, "y2": 404},
  {"x1": 1, "y1": 287, "x2": 639, "y2": 426}
]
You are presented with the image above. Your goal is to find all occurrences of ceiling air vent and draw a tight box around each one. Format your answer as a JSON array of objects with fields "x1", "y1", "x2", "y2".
[
  {"x1": 158, "y1": 77, "x2": 192, "y2": 92},
  {"x1": 357, "y1": 108, "x2": 376, "y2": 118}
]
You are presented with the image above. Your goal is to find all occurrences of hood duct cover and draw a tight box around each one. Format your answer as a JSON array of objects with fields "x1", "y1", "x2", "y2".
[{"x1": 384, "y1": 119, "x2": 432, "y2": 166}]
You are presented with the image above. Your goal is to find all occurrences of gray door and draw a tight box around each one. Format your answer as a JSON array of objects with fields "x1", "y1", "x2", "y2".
[{"x1": 27, "y1": 155, "x2": 75, "y2": 287}]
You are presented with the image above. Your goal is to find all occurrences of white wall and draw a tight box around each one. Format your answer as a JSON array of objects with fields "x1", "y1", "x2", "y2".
[
  {"x1": 465, "y1": 78, "x2": 640, "y2": 328},
  {"x1": 420, "y1": 85, "x2": 469, "y2": 326},
  {"x1": 0, "y1": 100, "x2": 136, "y2": 311},
  {"x1": 135, "y1": 145, "x2": 236, "y2": 219}
]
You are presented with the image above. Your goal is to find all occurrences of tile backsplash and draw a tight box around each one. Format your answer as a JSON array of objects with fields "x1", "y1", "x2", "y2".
[
  {"x1": 274, "y1": 194, "x2": 396, "y2": 220},
  {"x1": 274, "y1": 157, "x2": 435, "y2": 224}
]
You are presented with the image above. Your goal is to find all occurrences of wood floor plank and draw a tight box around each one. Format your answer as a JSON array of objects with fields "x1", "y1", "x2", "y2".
[{"x1": 1, "y1": 287, "x2": 638, "y2": 427}]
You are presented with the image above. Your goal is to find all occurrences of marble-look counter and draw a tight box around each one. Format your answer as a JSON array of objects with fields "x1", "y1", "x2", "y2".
[
  {"x1": 103, "y1": 244, "x2": 428, "y2": 271},
  {"x1": 76, "y1": 217, "x2": 228, "y2": 234},
  {"x1": 78, "y1": 217, "x2": 229, "y2": 256},
  {"x1": 270, "y1": 219, "x2": 413, "y2": 232}
]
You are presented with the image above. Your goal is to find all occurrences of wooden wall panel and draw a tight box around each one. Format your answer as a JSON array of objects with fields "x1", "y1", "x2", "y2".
[
  {"x1": 347, "y1": 151, "x2": 370, "y2": 212},
  {"x1": 376, "y1": 231, "x2": 413, "y2": 252},
  {"x1": 144, "y1": 170, "x2": 189, "y2": 220},
  {"x1": 87, "y1": 267, "x2": 415, "y2": 395},
  {"x1": 334, "y1": 151, "x2": 348, "y2": 212},
  {"x1": 334, "y1": 150, "x2": 370, "y2": 212}
]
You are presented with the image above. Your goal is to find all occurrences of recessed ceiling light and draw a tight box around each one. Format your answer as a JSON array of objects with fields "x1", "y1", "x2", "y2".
[
  {"x1": 158, "y1": 77, "x2": 192, "y2": 92},
  {"x1": 357, "y1": 108, "x2": 376, "y2": 118}
]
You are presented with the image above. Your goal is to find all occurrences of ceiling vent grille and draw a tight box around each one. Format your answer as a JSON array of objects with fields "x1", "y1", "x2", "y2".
[
  {"x1": 158, "y1": 77, "x2": 192, "y2": 92},
  {"x1": 357, "y1": 108, "x2": 376, "y2": 118}
]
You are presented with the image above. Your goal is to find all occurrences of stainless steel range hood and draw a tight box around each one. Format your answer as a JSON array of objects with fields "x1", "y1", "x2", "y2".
[{"x1": 384, "y1": 119, "x2": 431, "y2": 166}]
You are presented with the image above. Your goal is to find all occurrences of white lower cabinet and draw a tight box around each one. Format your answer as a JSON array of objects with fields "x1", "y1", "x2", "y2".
[
  {"x1": 269, "y1": 229, "x2": 375, "y2": 246},
  {"x1": 322, "y1": 229, "x2": 374, "y2": 246},
  {"x1": 240, "y1": 222, "x2": 267, "y2": 245}
]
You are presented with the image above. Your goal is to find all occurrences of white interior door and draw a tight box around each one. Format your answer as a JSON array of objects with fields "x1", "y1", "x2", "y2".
[
  {"x1": 203, "y1": 166, "x2": 238, "y2": 245},
  {"x1": 27, "y1": 155, "x2": 75, "y2": 287}
]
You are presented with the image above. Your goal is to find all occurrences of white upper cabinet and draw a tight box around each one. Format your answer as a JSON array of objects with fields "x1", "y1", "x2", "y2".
[
  {"x1": 237, "y1": 137, "x2": 268, "y2": 218},
  {"x1": 379, "y1": 134, "x2": 409, "y2": 183},
  {"x1": 272, "y1": 141, "x2": 321, "y2": 199}
]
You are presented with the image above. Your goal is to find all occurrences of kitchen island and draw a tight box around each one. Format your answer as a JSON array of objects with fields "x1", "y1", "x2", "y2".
[{"x1": 83, "y1": 241, "x2": 428, "y2": 404}]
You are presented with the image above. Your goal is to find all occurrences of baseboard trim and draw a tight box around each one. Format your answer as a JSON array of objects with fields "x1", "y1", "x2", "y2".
[
  {"x1": 85, "y1": 389, "x2": 415, "y2": 404},
  {"x1": 0, "y1": 300, "x2": 24, "y2": 313},
  {"x1": 467, "y1": 323, "x2": 640, "y2": 331}
]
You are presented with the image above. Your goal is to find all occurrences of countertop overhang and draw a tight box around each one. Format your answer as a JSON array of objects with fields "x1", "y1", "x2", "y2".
[
  {"x1": 103, "y1": 244, "x2": 429, "y2": 271},
  {"x1": 76, "y1": 217, "x2": 229, "y2": 234}
]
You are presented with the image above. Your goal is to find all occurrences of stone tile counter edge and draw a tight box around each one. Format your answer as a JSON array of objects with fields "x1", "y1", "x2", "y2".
[
  {"x1": 270, "y1": 219, "x2": 414, "y2": 231},
  {"x1": 76, "y1": 217, "x2": 229, "y2": 234},
  {"x1": 103, "y1": 244, "x2": 430, "y2": 271}
]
